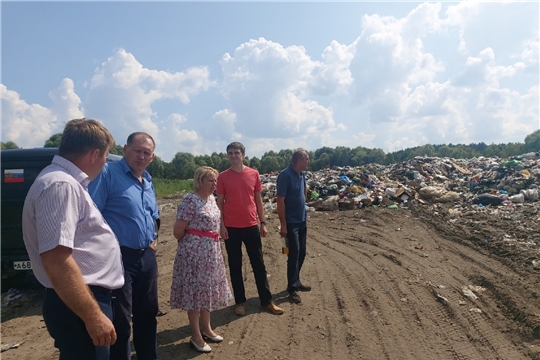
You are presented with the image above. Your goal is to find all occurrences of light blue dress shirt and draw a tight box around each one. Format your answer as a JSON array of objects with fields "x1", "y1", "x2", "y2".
[{"x1": 89, "y1": 158, "x2": 159, "y2": 249}]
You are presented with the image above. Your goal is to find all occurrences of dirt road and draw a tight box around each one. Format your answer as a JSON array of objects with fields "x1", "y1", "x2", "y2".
[{"x1": 2, "y1": 195, "x2": 539, "y2": 359}]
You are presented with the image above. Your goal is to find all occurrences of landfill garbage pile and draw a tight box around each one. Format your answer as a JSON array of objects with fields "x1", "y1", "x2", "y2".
[
  {"x1": 260, "y1": 151, "x2": 540, "y2": 212},
  {"x1": 260, "y1": 151, "x2": 540, "y2": 271}
]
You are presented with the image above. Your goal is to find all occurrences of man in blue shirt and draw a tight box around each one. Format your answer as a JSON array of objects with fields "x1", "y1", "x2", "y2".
[
  {"x1": 276, "y1": 149, "x2": 312, "y2": 304},
  {"x1": 89, "y1": 132, "x2": 160, "y2": 360}
]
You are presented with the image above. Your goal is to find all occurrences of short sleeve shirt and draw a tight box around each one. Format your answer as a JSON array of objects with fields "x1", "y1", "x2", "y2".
[
  {"x1": 276, "y1": 165, "x2": 306, "y2": 224},
  {"x1": 22, "y1": 156, "x2": 124, "y2": 290},
  {"x1": 217, "y1": 167, "x2": 262, "y2": 228}
]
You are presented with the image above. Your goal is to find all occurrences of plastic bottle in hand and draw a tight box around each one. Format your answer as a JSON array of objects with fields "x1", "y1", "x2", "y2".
[{"x1": 282, "y1": 237, "x2": 289, "y2": 255}]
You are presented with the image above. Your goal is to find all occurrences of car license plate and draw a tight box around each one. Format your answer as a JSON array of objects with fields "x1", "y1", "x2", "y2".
[{"x1": 13, "y1": 261, "x2": 32, "y2": 270}]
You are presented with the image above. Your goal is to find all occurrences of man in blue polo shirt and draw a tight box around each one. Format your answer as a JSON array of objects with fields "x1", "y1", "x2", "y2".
[
  {"x1": 276, "y1": 148, "x2": 312, "y2": 304},
  {"x1": 89, "y1": 132, "x2": 160, "y2": 360}
]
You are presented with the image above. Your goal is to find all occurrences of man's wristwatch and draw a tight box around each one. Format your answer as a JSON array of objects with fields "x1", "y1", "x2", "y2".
[{"x1": 260, "y1": 221, "x2": 267, "y2": 225}]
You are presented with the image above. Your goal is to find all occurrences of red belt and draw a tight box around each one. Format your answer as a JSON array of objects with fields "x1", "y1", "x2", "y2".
[{"x1": 185, "y1": 229, "x2": 220, "y2": 242}]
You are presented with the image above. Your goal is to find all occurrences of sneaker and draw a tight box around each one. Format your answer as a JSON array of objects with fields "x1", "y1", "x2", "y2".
[
  {"x1": 263, "y1": 302, "x2": 284, "y2": 315},
  {"x1": 234, "y1": 303, "x2": 245, "y2": 316},
  {"x1": 298, "y1": 283, "x2": 312, "y2": 292},
  {"x1": 288, "y1": 292, "x2": 301, "y2": 304}
]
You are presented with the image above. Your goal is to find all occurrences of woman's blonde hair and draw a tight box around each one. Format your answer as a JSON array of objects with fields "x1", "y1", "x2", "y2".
[{"x1": 193, "y1": 166, "x2": 218, "y2": 190}]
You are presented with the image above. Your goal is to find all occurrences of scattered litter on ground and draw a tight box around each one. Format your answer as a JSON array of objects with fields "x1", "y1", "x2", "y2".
[
  {"x1": 462, "y1": 287, "x2": 479, "y2": 300},
  {"x1": 1, "y1": 342, "x2": 23, "y2": 352},
  {"x1": 2, "y1": 288, "x2": 23, "y2": 306}
]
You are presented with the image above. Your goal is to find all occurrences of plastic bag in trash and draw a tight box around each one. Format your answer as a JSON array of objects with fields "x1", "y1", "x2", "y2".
[
  {"x1": 500, "y1": 160, "x2": 522, "y2": 168},
  {"x1": 339, "y1": 175, "x2": 352, "y2": 186},
  {"x1": 472, "y1": 194, "x2": 504, "y2": 206},
  {"x1": 521, "y1": 188, "x2": 538, "y2": 201},
  {"x1": 385, "y1": 188, "x2": 397, "y2": 197},
  {"x1": 508, "y1": 193, "x2": 525, "y2": 204}
]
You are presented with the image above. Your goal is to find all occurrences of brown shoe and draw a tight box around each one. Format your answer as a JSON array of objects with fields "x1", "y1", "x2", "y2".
[
  {"x1": 234, "y1": 303, "x2": 245, "y2": 316},
  {"x1": 263, "y1": 302, "x2": 284, "y2": 315}
]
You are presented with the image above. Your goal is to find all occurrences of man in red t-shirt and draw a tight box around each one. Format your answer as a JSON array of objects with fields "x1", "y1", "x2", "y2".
[{"x1": 217, "y1": 142, "x2": 284, "y2": 316}]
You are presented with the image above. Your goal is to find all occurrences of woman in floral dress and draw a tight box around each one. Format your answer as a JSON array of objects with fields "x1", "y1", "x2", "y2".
[{"x1": 170, "y1": 166, "x2": 232, "y2": 353}]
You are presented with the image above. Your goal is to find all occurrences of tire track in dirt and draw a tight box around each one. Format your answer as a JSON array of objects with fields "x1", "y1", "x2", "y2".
[
  {"x1": 285, "y1": 264, "x2": 337, "y2": 359},
  {"x1": 311, "y1": 224, "x2": 414, "y2": 359},
  {"x1": 413, "y1": 213, "x2": 540, "y2": 354},
  {"x1": 217, "y1": 245, "x2": 292, "y2": 359},
  {"x1": 307, "y1": 210, "x2": 532, "y2": 360},
  {"x1": 311, "y1": 228, "x2": 460, "y2": 360},
  {"x1": 356, "y1": 213, "x2": 530, "y2": 359},
  {"x1": 416, "y1": 229, "x2": 537, "y2": 359},
  {"x1": 314, "y1": 236, "x2": 387, "y2": 359}
]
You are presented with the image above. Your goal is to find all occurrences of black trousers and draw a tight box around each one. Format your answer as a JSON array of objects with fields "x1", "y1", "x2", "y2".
[
  {"x1": 286, "y1": 221, "x2": 307, "y2": 294},
  {"x1": 42, "y1": 286, "x2": 113, "y2": 360},
  {"x1": 224, "y1": 226, "x2": 273, "y2": 306},
  {"x1": 110, "y1": 247, "x2": 158, "y2": 360}
]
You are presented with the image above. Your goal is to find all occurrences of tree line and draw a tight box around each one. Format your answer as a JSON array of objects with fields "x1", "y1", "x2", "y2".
[{"x1": 2, "y1": 130, "x2": 539, "y2": 179}]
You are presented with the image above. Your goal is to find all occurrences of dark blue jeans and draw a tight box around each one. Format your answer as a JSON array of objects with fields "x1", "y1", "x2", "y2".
[
  {"x1": 42, "y1": 286, "x2": 113, "y2": 360},
  {"x1": 111, "y1": 247, "x2": 158, "y2": 360},
  {"x1": 225, "y1": 226, "x2": 273, "y2": 306},
  {"x1": 286, "y1": 222, "x2": 307, "y2": 294}
]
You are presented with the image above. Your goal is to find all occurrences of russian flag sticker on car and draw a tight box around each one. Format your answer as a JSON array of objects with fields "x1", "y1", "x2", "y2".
[{"x1": 4, "y1": 169, "x2": 24, "y2": 183}]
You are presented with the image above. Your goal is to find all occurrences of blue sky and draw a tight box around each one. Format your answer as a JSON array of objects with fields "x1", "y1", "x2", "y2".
[{"x1": 2, "y1": 1, "x2": 539, "y2": 162}]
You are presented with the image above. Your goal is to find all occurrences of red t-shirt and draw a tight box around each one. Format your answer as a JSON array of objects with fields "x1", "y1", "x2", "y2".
[{"x1": 217, "y1": 166, "x2": 262, "y2": 228}]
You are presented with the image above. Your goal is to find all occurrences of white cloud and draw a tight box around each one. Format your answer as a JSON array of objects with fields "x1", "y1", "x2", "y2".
[
  {"x1": 352, "y1": 132, "x2": 376, "y2": 148},
  {"x1": 445, "y1": 1, "x2": 538, "y2": 65},
  {"x1": 520, "y1": 38, "x2": 539, "y2": 66},
  {"x1": 219, "y1": 37, "x2": 345, "y2": 140},
  {"x1": 444, "y1": 47, "x2": 537, "y2": 143},
  {"x1": 205, "y1": 109, "x2": 241, "y2": 141},
  {"x1": 1, "y1": 2, "x2": 537, "y2": 161},
  {"x1": 1, "y1": 49, "x2": 214, "y2": 161},
  {"x1": 443, "y1": 1, "x2": 481, "y2": 54},
  {"x1": 454, "y1": 48, "x2": 497, "y2": 87},
  {"x1": 153, "y1": 113, "x2": 201, "y2": 159},
  {"x1": 308, "y1": 40, "x2": 354, "y2": 96},
  {"x1": 339, "y1": 2, "x2": 538, "y2": 154},
  {"x1": 0, "y1": 84, "x2": 55, "y2": 147},
  {"x1": 162, "y1": 113, "x2": 197, "y2": 142},
  {"x1": 1, "y1": 83, "x2": 72, "y2": 148},
  {"x1": 349, "y1": 5, "x2": 446, "y2": 125},
  {"x1": 84, "y1": 48, "x2": 214, "y2": 160},
  {"x1": 49, "y1": 78, "x2": 84, "y2": 124}
]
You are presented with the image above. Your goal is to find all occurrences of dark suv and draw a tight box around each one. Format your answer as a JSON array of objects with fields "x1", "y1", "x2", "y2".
[{"x1": 1, "y1": 148, "x2": 121, "y2": 284}]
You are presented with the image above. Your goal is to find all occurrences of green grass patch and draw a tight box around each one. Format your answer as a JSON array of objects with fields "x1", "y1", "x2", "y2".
[{"x1": 153, "y1": 178, "x2": 193, "y2": 198}]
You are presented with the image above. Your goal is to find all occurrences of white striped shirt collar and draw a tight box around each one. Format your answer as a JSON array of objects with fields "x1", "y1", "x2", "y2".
[{"x1": 51, "y1": 155, "x2": 90, "y2": 188}]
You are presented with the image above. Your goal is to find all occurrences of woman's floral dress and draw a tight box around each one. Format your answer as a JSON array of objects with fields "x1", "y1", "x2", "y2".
[{"x1": 170, "y1": 192, "x2": 232, "y2": 311}]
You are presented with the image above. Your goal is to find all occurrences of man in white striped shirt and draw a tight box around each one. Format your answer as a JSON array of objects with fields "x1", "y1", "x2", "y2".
[{"x1": 22, "y1": 118, "x2": 124, "y2": 360}]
